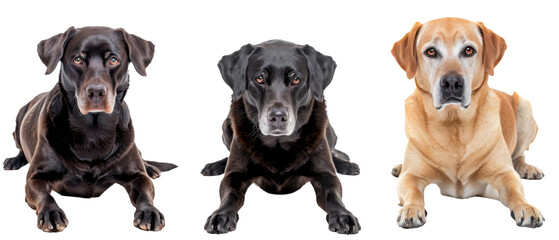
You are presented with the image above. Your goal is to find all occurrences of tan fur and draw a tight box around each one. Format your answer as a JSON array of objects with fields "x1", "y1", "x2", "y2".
[{"x1": 392, "y1": 18, "x2": 544, "y2": 228}]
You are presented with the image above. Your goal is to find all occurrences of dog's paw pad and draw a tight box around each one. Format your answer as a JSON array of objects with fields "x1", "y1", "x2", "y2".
[
  {"x1": 134, "y1": 206, "x2": 165, "y2": 231},
  {"x1": 326, "y1": 210, "x2": 361, "y2": 234},
  {"x1": 397, "y1": 205, "x2": 426, "y2": 228},
  {"x1": 511, "y1": 205, "x2": 544, "y2": 228},
  {"x1": 37, "y1": 207, "x2": 68, "y2": 232},
  {"x1": 204, "y1": 211, "x2": 238, "y2": 234}
]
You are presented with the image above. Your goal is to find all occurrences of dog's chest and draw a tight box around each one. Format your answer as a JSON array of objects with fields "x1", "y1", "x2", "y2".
[
  {"x1": 254, "y1": 174, "x2": 309, "y2": 195},
  {"x1": 431, "y1": 144, "x2": 501, "y2": 199},
  {"x1": 250, "y1": 149, "x2": 311, "y2": 194},
  {"x1": 54, "y1": 169, "x2": 113, "y2": 198},
  {"x1": 252, "y1": 147, "x2": 308, "y2": 175},
  {"x1": 437, "y1": 180, "x2": 498, "y2": 199}
]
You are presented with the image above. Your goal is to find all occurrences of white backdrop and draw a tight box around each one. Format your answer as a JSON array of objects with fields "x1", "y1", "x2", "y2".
[{"x1": 0, "y1": 0, "x2": 557, "y2": 239}]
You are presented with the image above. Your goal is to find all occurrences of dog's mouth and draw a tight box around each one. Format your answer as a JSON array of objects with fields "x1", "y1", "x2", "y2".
[
  {"x1": 81, "y1": 106, "x2": 113, "y2": 115},
  {"x1": 435, "y1": 97, "x2": 470, "y2": 111},
  {"x1": 267, "y1": 129, "x2": 291, "y2": 136},
  {"x1": 77, "y1": 95, "x2": 116, "y2": 115},
  {"x1": 442, "y1": 96, "x2": 462, "y2": 105},
  {"x1": 259, "y1": 123, "x2": 294, "y2": 136}
]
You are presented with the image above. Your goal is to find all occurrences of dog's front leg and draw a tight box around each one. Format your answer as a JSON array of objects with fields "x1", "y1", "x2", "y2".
[
  {"x1": 25, "y1": 177, "x2": 68, "y2": 232},
  {"x1": 205, "y1": 171, "x2": 250, "y2": 234},
  {"x1": 311, "y1": 172, "x2": 360, "y2": 234},
  {"x1": 489, "y1": 169, "x2": 544, "y2": 227},
  {"x1": 396, "y1": 172, "x2": 428, "y2": 228},
  {"x1": 25, "y1": 145, "x2": 68, "y2": 232},
  {"x1": 121, "y1": 173, "x2": 165, "y2": 231}
]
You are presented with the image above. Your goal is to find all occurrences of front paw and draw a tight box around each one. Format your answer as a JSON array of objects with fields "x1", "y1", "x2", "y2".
[
  {"x1": 134, "y1": 206, "x2": 165, "y2": 231},
  {"x1": 204, "y1": 210, "x2": 238, "y2": 234},
  {"x1": 326, "y1": 210, "x2": 361, "y2": 234},
  {"x1": 37, "y1": 207, "x2": 68, "y2": 232},
  {"x1": 510, "y1": 205, "x2": 544, "y2": 228},
  {"x1": 397, "y1": 205, "x2": 427, "y2": 228}
]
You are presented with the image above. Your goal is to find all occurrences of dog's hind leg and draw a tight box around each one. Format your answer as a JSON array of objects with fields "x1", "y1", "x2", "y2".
[
  {"x1": 137, "y1": 150, "x2": 177, "y2": 179},
  {"x1": 327, "y1": 124, "x2": 360, "y2": 176},
  {"x1": 4, "y1": 151, "x2": 28, "y2": 170},
  {"x1": 511, "y1": 94, "x2": 543, "y2": 180},
  {"x1": 143, "y1": 161, "x2": 177, "y2": 179},
  {"x1": 201, "y1": 157, "x2": 227, "y2": 176},
  {"x1": 5, "y1": 103, "x2": 31, "y2": 170},
  {"x1": 391, "y1": 164, "x2": 402, "y2": 178},
  {"x1": 332, "y1": 150, "x2": 359, "y2": 175}
]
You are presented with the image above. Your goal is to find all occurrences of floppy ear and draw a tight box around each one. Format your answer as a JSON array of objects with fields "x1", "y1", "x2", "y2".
[
  {"x1": 118, "y1": 28, "x2": 155, "y2": 76},
  {"x1": 37, "y1": 27, "x2": 75, "y2": 75},
  {"x1": 302, "y1": 45, "x2": 336, "y2": 102},
  {"x1": 477, "y1": 22, "x2": 507, "y2": 76},
  {"x1": 391, "y1": 22, "x2": 422, "y2": 79},
  {"x1": 218, "y1": 44, "x2": 255, "y2": 101}
]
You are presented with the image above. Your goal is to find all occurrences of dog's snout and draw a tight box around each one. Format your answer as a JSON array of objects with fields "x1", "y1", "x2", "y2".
[
  {"x1": 86, "y1": 84, "x2": 107, "y2": 102},
  {"x1": 268, "y1": 108, "x2": 288, "y2": 128},
  {"x1": 441, "y1": 74, "x2": 464, "y2": 97}
]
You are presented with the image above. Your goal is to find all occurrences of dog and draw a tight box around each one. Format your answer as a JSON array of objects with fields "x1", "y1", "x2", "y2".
[
  {"x1": 391, "y1": 18, "x2": 544, "y2": 228},
  {"x1": 201, "y1": 40, "x2": 361, "y2": 234},
  {"x1": 3, "y1": 26, "x2": 177, "y2": 232}
]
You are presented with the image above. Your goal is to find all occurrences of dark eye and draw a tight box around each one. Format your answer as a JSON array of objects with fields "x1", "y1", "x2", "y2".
[
  {"x1": 463, "y1": 46, "x2": 476, "y2": 57},
  {"x1": 109, "y1": 57, "x2": 119, "y2": 65},
  {"x1": 424, "y1": 48, "x2": 438, "y2": 58},
  {"x1": 73, "y1": 57, "x2": 83, "y2": 65},
  {"x1": 255, "y1": 76, "x2": 264, "y2": 84},
  {"x1": 291, "y1": 77, "x2": 301, "y2": 85}
]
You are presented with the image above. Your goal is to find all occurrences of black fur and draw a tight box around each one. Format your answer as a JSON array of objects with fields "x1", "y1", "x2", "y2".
[{"x1": 202, "y1": 40, "x2": 360, "y2": 234}]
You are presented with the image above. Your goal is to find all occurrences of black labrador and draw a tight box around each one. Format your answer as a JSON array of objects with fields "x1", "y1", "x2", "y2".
[
  {"x1": 3, "y1": 27, "x2": 176, "y2": 232},
  {"x1": 201, "y1": 40, "x2": 361, "y2": 234}
]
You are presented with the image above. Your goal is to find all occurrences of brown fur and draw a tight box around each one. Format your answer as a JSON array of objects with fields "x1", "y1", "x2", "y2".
[
  {"x1": 391, "y1": 18, "x2": 544, "y2": 228},
  {"x1": 3, "y1": 27, "x2": 176, "y2": 232}
]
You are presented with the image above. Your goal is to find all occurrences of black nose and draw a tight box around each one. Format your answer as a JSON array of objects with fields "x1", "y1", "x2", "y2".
[
  {"x1": 86, "y1": 84, "x2": 107, "y2": 102},
  {"x1": 268, "y1": 108, "x2": 288, "y2": 129},
  {"x1": 440, "y1": 74, "x2": 464, "y2": 98}
]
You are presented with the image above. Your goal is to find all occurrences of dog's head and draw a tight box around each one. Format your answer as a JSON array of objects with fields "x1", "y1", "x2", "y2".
[
  {"x1": 392, "y1": 18, "x2": 507, "y2": 110},
  {"x1": 219, "y1": 40, "x2": 336, "y2": 136},
  {"x1": 38, "y1": 26, "x2": 154, "y2": 115}
]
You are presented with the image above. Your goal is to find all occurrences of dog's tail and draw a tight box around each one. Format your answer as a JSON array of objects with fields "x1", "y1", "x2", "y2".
[{"x1": 144, "y1": 160, "x2": 178, "y2": 179}]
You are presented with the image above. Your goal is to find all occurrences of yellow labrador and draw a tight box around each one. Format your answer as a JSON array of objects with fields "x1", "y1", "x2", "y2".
[{"x1": 391, "y1": 17, "x2": 544, "y2": 228}]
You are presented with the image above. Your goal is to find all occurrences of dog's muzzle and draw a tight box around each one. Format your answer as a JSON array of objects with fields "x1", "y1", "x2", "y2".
[
  {"x1": 77, "y1": 83, "x2": 115, "y2": 115},
  {"x1": 258, "y1": 103, "x2": 296, "y2": 136},
  {"x1": 267, "y1": 107, "x2": 289, "y2": 133},
  {"x1": 437, "y1": 74, "x2": 467, "y2": 110}
]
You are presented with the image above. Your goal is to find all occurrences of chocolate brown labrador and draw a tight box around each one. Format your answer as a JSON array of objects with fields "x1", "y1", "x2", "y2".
[{"x1": 3, "y1": 26, "x2": 176, "y2": 232}]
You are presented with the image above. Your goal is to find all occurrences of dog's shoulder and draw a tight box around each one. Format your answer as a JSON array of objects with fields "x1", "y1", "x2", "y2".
[
  {"x1": 492, "y1": 89, "x2": 518, "y2": 114},
  {"x1": 45, "y1": 85, "x2": 64, "y2": 120},
  {"x1": 404, "y1": 90, "x2": 427, "y2": 128},
  {"x1": 118, "y1": 100, "x2": 131, "y2": 130},
  {"x1": 228, "y1": 99, "x2": 255, "y2": 142}
]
